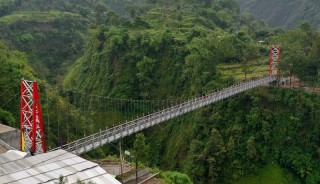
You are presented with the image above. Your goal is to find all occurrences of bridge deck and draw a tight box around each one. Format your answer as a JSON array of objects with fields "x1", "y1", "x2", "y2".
[{"x1": 51, "y1": 76, "x2": 276, "y2": 154}]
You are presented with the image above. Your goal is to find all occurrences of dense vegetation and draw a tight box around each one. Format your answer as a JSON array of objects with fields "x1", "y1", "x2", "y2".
[
  {"x1": 0, "y1": 38, "x2": 90, "y2": 149},
  {"x1": 1, "y1": 0, "x2": 320, "y2": 183},
  {"x1": 236, "y1": 0, "x2": 320, "y2": 29},
  {"x1": 146, "y1": 87, "x2": 320, "y2": 183},
  {"x1": 0, "y1": 10, "x2": 87, "y2": 83},
  {"x1": 273, "y1": 22, "x2": 320, "y2": 88},
  {"x1": 0, "y1": 39, "x2": 34, "y2": 125},
  {"x1": 64, "y1": 0, "x2": 269, "y2": 98}
]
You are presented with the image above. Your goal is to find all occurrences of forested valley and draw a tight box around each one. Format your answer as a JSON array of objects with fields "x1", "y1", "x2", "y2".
[{"x1": 0, "y1": 0, "x2": 320, "y2": 183}]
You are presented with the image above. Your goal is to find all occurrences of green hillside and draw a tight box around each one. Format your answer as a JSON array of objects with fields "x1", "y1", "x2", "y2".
[
  {"x1": 0, "y1": 11, "x2": 87, "y2": 83},
  {"x1": 0, "y1": 39, "x2": 35, "y2": 124},
  {"x1": 63, "y1": 1, "x2": 320, "y2": 183},
  {"x1": 236, "y1": 0, "x2": 320, "y2": 29},
  {"x1": 0, "y1": 0, "x2": 320, "y2": 183}
]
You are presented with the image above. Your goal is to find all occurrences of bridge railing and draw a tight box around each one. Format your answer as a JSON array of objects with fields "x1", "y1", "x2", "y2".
[{"x1": 51, "y1": 76, "x2": 276, "y2": 154}]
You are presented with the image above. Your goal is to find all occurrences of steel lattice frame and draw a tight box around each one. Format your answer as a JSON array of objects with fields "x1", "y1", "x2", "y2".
[
  {"x1": 20, "y1": 80, "x2": 46, "y2": 153},
  {"x1": 269, "y1": 45, "x2": 281, "y2": 76}
]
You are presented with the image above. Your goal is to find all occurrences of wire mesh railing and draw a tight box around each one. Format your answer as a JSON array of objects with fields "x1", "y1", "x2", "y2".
[{"x1": 51, "y1": 76, "x2": 276, "y2": 154}]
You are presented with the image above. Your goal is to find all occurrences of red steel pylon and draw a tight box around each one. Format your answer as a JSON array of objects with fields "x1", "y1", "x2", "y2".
[
  {"x1": 269, "y1": 45, "x2": 281, "y2": 77},
  {"x1": 20, "y1": 79, "x2": 46, "y2": 154}
]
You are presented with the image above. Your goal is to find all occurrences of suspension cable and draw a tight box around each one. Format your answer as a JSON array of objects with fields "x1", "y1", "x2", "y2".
[
  {"x1": 0, "y1": 92, "x2": 19, "y2": 109},
  {"x1": 0, "y1": 82, "x2": 18, "y2": 97},
  {"x1": 45, "y1": 84, "x2": 50, "y2": 149}
]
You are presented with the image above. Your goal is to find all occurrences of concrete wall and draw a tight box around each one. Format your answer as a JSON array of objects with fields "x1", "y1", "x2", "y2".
[
  {"x1": 0, "y1": 127, "x2": 20, "y2": 150},
  {"x1": 123, "y1": 168, "x2": 149, "y2": 183}
]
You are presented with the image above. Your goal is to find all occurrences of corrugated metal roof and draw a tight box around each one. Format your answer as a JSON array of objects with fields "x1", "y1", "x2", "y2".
[
  {"x1": 0, "y1": 151, "x2": 26, "y2": 164},
  {"x1": 0, "y1": 149, "x2": 121, "y2": 184}
]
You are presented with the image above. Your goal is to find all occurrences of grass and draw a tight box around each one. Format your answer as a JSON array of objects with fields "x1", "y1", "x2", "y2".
[
  {"x1": 217, "y1": 60, "x2": 270, "y2": 81},
  {"x1": 234, "y1": 163, "x2": 300, "y2": 184},
  {"x1": 0, "y1": 11, "x2": 82, "y2": 26}
]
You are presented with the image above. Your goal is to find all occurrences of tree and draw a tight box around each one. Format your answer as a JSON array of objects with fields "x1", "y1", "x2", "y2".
[
  {"x1": 271, "y1": 21, "x2": 320, "y2": 87},
  {"x1": 77, "y1": 179, "x2": 95, "y2": 184},
  {"x1": 132, "y1": 133, "x2": 149, "y2": 183},
  {"x1": 162, "y1": 171, "x2": 193, "y2": 184},
  {"x1": 55, "y1": 176, "x2": 67, "y2": 184},
  {"x1": 205, "y1": 128, "x2": 226, "y2": 183},
  {"x1": 55, "y1": 176, "x2": 95, "y2": 184},
  {"x1": 136, "y1": 56, "x2": 156, "y2": 98},
  {"x1": 185, "y1": 139, "x2": 206, "y2": 183},
  {"x1": 0, "y1": 109, "x2": 15, "y2": 127},
  {"x1": 246, "y1": 135, "x2": 258, "y2": 162},
  {"x1": 94, "y1": 3, "x2": 108, "y2": 24}
]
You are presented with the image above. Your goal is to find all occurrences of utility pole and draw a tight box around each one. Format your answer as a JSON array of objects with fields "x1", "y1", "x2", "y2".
[
  {"x1": 119, "y1": 140, "x2": 123, "y2": 184},
  {"x1": 135, "y1": 154, "x2": 138, "y2": 184}
]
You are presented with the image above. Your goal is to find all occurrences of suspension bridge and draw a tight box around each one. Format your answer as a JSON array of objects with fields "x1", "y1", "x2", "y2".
[
  {"x1": 52, "y1": 76, "x2": 276, "y2": 154},
  {"x1": 4, "y1": 45, "x2": 281, "y2": 156}
]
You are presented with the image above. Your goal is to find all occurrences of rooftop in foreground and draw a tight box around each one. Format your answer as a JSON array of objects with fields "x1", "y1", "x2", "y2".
[{"x1": 0, "y1": 149, "x2": 121, "y2": 184}]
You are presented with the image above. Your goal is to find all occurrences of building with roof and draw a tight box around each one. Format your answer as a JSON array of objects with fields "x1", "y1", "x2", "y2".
[{"x1": 0, "y1": 149, "x2": 121, "y2": 184}]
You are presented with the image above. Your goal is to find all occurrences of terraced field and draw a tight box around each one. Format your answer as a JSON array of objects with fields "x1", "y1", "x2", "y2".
[{"x1": 218, "y1": 59, "x2": 269, "y2": 81}]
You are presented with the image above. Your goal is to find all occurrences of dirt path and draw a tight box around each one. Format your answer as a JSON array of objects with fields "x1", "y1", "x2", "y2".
[{"x1": 278, "y1": 77, "x2": 320, "y2": 93}]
